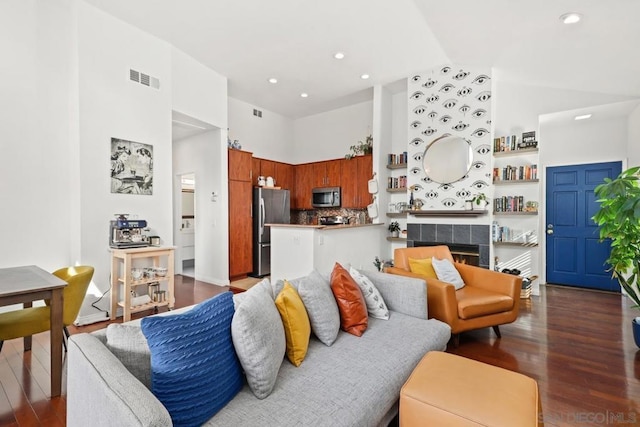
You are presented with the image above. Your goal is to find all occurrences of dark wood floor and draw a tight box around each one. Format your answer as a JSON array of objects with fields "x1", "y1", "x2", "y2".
[{"x1": 1, "y1": 277, "x2": 639, "y2": 426}]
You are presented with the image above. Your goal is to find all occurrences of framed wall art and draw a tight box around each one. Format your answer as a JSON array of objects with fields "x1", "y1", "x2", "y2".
[{"x1": 110, "y1": 137, "x2": 153, "y2": 195}]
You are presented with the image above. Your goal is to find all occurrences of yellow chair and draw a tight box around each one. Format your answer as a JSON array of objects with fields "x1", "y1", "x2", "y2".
[
  {"x1": 385, "y1": 246, "x2": 520, "y2": 346},
  {"x1": 0, "y1": 266, "x2": 94, "y2": 352}
]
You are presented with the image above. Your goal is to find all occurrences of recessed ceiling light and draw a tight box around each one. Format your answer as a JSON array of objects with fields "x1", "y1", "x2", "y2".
[
  {"x1": 360, "y1": 74, "x2": 370, "y2": 80},
  {"x1": 268, "y1": 77, "x2": 278, "y2": 84},
  {"x1": 560, "y1": 12, "x2": 582, "y2": 24},
  {"x1": 300, "y1": 93, "x2": 309, "y2": 98},
  {"x1": 334, "y1": 52, "x2": 345, "y2": 60},
  {"x1": 575, "y1": 114, "x2": 592, "y2": 120}
]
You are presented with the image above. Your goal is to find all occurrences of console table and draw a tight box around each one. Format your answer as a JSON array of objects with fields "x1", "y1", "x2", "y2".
[{"x1": 110, "y1": 246, "x2": 175, "y2": 322}]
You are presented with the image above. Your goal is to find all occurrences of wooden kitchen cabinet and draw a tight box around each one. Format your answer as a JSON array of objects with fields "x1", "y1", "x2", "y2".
[
  {"x1": 253, "y1": 157, "x2": 294, "y2": 190},
  {"x1": 293, "y1": 163, "x2": 314, "y2": 209},
  {"x1": 275, "y1": 161, "x2": 294, "y2": 191},
  {"x1": 341, "y1": 155, "x2": 373, "y2": 209},
  {"x1": 228, "y1": 148, "x2": 253, "y2": 279},
  {"x1": 313, "y1": 160, "x2": 341, "y2": 187},
  {"x1": 228, "y1": 149, "x2": 253, "y2": 182}
]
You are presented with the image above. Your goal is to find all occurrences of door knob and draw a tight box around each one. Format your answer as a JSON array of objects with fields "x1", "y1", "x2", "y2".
[{"x1": 546, "y1": 229, "x2": 554, "y2": 235}]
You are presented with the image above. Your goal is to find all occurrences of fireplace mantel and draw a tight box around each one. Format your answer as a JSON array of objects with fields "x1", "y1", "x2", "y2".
[{"x1": 408, "y1": 210, "x2": 487, "y2": 217}]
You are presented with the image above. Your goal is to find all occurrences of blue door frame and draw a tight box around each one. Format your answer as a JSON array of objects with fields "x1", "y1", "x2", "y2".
[{"x1": 545, "y1": 161, "x2": 621, "y2": 291}]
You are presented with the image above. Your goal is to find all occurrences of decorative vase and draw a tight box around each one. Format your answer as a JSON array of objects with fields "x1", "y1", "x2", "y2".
[
  {"x1": 465, "y1": 201, "x2": 473, "y2": 210},
  {"x1": 633, "y1": 317, "x2": 640, "y2": 348},
  {"x1": 390, "y1": 231, "x2": 399, "y2": 238}
]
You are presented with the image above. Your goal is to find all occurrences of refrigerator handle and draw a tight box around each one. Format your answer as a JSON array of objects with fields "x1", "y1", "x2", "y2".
[{"x1": 260, "y1": 197, "x2": 265, "y2": 236}]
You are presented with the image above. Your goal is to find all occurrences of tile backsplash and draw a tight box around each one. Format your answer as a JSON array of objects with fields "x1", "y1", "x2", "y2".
[{"x1": 291, "y1": 208, "x2": 370, "y2": 225}]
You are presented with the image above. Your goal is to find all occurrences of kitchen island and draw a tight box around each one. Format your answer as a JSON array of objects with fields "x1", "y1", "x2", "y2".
[{"x1": 267, "y1": 223, "x2": 385, "y2": 281}]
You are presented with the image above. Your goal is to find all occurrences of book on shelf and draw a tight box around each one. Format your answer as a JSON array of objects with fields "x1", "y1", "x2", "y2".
[
  {"x1": 494, "y1": 132, "x2": 538, "y2": 153},
  {"x1": 493, "y1": 164, "x2": 538, "y2": 181},
  {"x1": 387, "y1": 175, "x2": 407, "y2": 189},
  {"x1": 387, "y1": 151, "x2": 408, "y2": 165}
]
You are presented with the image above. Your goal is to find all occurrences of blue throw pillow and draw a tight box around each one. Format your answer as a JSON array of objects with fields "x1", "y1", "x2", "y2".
[{"x1": 141, "y1": 292, "x2": 243, "y2": 426}]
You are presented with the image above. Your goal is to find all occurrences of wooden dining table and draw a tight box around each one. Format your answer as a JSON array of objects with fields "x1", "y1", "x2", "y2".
[{"x1": 0, "y1": 265, "x2": 67, "y2": 397}]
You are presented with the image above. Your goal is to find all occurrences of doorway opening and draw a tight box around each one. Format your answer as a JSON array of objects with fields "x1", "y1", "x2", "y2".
[{"x1": 180, "y1": 173, "x2": 195, "y2": 278}]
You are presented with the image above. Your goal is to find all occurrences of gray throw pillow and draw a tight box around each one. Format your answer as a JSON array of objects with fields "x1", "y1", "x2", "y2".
[
  {"x1": 297, "y1": 269, "x2": 340, "y2": 346},
  {"x1": 106, "y1": 324, "x2": 152, "y2": 389},
  {"x1": 432, "y1": 257, "x2": 466, "y2": 290},
  {"x1": 231, "y1": 282, "x2": 286, "y2": 399}
]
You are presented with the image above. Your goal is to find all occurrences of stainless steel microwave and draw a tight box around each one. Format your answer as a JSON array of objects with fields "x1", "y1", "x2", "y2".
[{"x1": 312, "y1": 187, "x2": 341, "y2": 208}]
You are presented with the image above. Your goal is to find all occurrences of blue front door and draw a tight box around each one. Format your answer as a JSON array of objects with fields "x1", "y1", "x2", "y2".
[{"x1": 545, "y1": 161, "x2": 621, "y2": 291}]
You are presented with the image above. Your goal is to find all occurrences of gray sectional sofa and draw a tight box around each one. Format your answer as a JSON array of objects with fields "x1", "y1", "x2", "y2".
[{"x1": 67, "y1": 270, "x2": 451, "y2": 426}]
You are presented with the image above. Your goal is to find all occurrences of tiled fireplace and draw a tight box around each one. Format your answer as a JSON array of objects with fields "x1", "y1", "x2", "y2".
[{"x1": 407, "y1": 223, "x2": 490, "y2": 269}]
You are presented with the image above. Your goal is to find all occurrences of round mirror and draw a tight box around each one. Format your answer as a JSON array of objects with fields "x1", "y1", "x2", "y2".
[{"x1": 422, "y1": 135, "x2": 473, "y2": 184}]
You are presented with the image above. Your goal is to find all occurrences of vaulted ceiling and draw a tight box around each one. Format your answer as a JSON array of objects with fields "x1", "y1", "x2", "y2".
[{"x1": 85, "y1": 0, "x2": 640, "y2": 119}]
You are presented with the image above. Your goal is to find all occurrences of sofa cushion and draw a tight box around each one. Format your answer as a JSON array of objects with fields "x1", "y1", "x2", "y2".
[
  {"x1": 275, "y1": 281, "x2": 311, "y2": 367},
  {"x1": 349, "y1": 267, "x2": 389, "y2": 320},
  {"x1": 408, "y1": 257, "x2": 438, "y2": 278},
  {"x1": 456, "y1": 287, "x2": 514, "y2": 319},
  {"x1": 206, "y1": 314, "x2": 452, "y2": 427},
  {"x1": 233, "y1": 277, "x2": 272, "y2": 308},
  {"x1": 141, "y1": 292, "x2": 243, "y2": 426},
  {"x1": 105, "y1": 324, "x2": 151, "y2": 389},
  {"x1": 330, "y1": 263, "x2": 368, "y2": 336},
  {"x1": 232, "y1": 281, "x2": 285, "y2": 399},
  {"x1": 297, "y1": 270, "x2": 340, "y2": 346},
  {"x1": 432, "y1": 257, "x2": 465, "y2": 290}
]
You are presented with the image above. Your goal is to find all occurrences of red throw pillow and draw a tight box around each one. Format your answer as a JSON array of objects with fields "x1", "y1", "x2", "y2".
[{"x1": 330, "y1": 263, "x2": 368, "y2": 336}]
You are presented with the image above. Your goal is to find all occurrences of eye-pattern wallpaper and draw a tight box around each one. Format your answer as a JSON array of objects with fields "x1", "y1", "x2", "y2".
[{"x1": 407, "y1": 65, "x2": 492, "y2": 210}]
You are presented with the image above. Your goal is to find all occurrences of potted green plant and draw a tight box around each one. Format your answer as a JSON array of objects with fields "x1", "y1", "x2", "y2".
[
  {"x1": 593, "y1": 166, "x2": 640, "y2": 348},
  {"x1": 345, "y1": 135, "x2": 373, "y2": 159},
  {"x1": 470, "y1": 192, "x2": 489, "y2": 210},
  {"x1": 388, "y1": 221, "x2": 401, "y2": 238}
]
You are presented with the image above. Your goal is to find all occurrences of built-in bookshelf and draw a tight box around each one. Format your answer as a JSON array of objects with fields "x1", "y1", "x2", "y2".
[
  {"x1": 492, "y1": 130, "x2": 540, "y2": 276},
  {"x1": 386, "y1": 151, "x2": 408, "y2": 247}
]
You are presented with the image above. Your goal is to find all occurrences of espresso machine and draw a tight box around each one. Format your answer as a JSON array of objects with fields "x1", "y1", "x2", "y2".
[{"x1": 109, "y1": 214, "x2": 150, "y2": 248}]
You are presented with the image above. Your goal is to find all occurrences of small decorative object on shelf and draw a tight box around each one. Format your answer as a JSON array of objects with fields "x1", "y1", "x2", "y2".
[
  {"x1": 470, "y1": 193, "x2": 489, "y2": 210},
  {"x1": 388, "y1": 221, "x2": 401, "y2": 238},
  {"x1": 345, "y1": 135, "x2": 373, "y2": 159},
  {"x1": 519, "y1": 131, "x2": 538, "y2": 149}
]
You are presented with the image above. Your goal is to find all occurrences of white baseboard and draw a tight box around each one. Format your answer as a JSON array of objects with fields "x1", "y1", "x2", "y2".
[{"x1": 74, "y1": 311, "x2": 109, "y2": 326}]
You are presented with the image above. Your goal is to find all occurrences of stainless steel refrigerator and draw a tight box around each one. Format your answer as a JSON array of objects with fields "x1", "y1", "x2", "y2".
[{"x1": 252, "y1": 187, "x2": 290, "y2": 277}]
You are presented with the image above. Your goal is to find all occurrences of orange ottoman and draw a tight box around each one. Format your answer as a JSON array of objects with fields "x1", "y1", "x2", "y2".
[{"x1": 400, "y1": 352, "x2": 542, "y2": 427}]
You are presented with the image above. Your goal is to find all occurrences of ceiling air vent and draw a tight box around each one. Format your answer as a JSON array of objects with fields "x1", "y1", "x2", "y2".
[
  {"x1": 129, "y1": 68, "x2": 160, "y2": 90},
  {"x1": 253, "y1": 108, "x2": 263, "y2": 118}
]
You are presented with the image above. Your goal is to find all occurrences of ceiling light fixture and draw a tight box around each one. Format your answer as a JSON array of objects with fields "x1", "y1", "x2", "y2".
[
  {"x1": 268, "y1": 77, "x2": 278, "y2": 84},
  {"x1": 560, "y1": 12, "x2": 582, "y2": 24},
  {"x1": 575, "y1": 114, "x2": 592, "y2": 120},
  {"x1": 334, "y1": 52, "x2": 345, "y2": 60},
  {"x1": 360, "y1": 74, "x2": 370, "y2": 80},
  {"x1": 300, "y1": 93, "x2": 309, "y2": 98}
]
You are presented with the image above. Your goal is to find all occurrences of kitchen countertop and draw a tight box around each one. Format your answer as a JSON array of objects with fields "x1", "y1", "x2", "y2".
[{"x1": 266, "y1": 223, "x2": 384, "y2": 230}]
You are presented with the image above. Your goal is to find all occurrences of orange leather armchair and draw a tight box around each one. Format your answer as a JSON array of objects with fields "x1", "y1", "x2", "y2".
[{"x1": 385, "y1": 246, "x2": 520, "y2": 345}]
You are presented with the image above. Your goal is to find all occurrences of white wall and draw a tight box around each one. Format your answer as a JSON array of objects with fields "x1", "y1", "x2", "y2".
[
  {"x1": 541, "y1": 117, "x2": 628, "y2": 169},
  {"x1": 292, "y1": 101, "x2": 373, "y2": 164},
  {"x1": 173, "y1": 130, "x2": 229, "y2": 285},
  {"x1": 629, "y1": 105, "x2": 640, "y2": 167},
  {"x1": 172, "y1": 48, "x2": 227, "y2": 129},
  {"x1": 0, "y1": 0, "x2": 78, "y2": 276},
  {"x1": 228, "y1": 97, "x2": 294, "y2": 162},
  {"x1": 76, "y1": 3, "x2": 174, "y2": 319},
  {"x1": 493, "y1": 80, "x2": 632, "y2": 138}
]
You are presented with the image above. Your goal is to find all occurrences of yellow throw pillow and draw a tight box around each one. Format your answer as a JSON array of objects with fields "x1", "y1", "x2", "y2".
[
  {"x1": 408, "y1": 257, "x2": 438, "y2": 278},
  {"x1": 275, "y1": 281, "x2": 311, "y2": 367}
]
